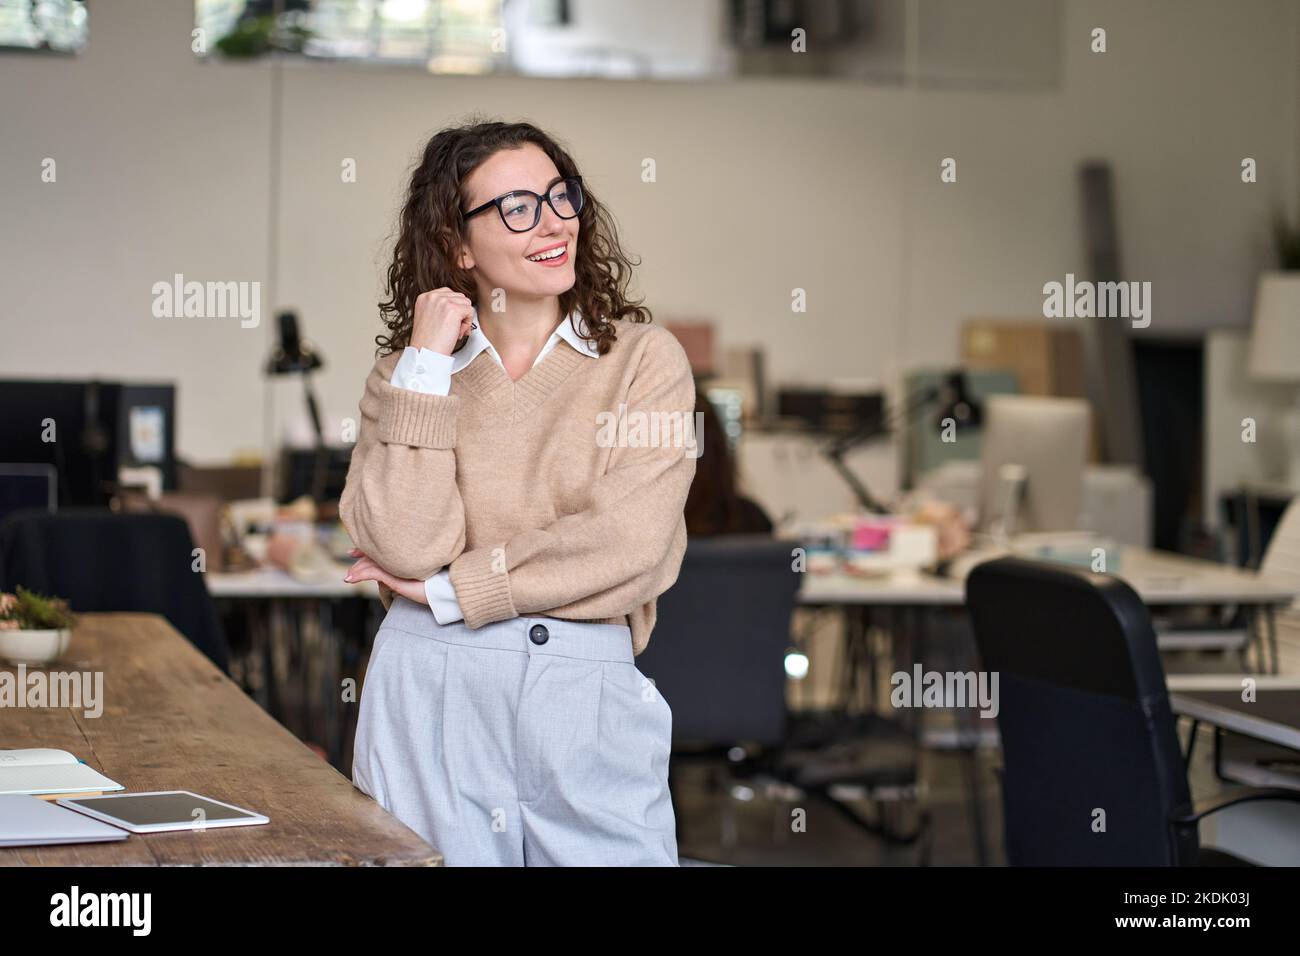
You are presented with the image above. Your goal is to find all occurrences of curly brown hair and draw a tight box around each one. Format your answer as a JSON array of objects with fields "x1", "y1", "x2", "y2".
[{"x1": 376, "y1": 116, "x2": 651, "y2": 357}]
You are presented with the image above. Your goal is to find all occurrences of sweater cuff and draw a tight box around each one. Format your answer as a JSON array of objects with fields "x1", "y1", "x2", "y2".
[
  {"x1": 377, "y1": 382, "x2": 459, "y2": 449},
  {"x1": 448, "y1": 544, "x2": 516, "y2": 628}
]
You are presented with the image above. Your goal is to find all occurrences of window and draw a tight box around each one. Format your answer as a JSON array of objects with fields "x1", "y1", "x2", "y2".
[
  {"x1": 193, "y1": 1, "x2": 1060, "y2": 88},
  {"x1": 0, "y1": 0, "x2": 87, "y2": 53},
  {"x1": 194, "y1": 0, "x2": 504, "y2": 71}
]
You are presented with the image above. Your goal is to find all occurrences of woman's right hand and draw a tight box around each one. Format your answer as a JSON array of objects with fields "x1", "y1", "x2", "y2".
[{"x1": 411, "y1": 288, "x2": 476, "y2": 356}]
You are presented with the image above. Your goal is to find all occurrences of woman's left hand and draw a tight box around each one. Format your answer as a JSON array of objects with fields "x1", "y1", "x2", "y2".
[{"x1": 343, "y1": 548, "x2": 429, "y2": 605}]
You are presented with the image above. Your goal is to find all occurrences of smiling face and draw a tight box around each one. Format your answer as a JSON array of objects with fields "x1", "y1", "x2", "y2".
[{"x1": 457, "y1": 143, "x2": 578, "y2": 306}]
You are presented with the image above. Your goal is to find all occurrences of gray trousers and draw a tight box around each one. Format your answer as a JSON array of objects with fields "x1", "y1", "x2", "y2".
[{"x1": 352, "y1": 595, "x2": 678, "y2": 866}]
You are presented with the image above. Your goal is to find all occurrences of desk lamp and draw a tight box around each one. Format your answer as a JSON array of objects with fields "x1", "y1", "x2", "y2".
[
  {"x1": 822, "y1": 370, "x2": 982, "y2": 513},
  {"x1": 265, "y1": 310, "x2": 328, "y2": 504}
]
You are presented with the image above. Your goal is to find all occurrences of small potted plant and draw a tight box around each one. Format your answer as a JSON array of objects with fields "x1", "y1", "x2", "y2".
[
  {"x1": 0, "y1": 587, "x2": 79, "y2": 665},
  {"x1": 214, "y1": 12, "x2": 313, "y2": 59}
]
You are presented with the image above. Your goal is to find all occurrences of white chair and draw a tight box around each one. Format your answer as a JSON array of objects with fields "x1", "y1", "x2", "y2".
[
  {"x1": 1204, "y1": 499, "x2": 1300, "y2": 793},
  {"x1": 1157, "y1": 497, "x2": 1300, "y2": 673},
  {"x1": 1261, "y1": 498, "x2": 1300, "y2": 675}
]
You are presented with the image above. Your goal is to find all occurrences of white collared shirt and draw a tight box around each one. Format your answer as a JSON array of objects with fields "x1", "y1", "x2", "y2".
[
  {"x1": 387, "y1": 309, "x2": 600, "y2": 623},
  {"x1": 390, "y1": 308, "x2": 600, "y2": 395}
]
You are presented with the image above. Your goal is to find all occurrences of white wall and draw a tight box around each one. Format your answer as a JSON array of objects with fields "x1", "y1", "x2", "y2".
[{"x1": 1, "y1": 0, "x2": 1296, "y2": 465}]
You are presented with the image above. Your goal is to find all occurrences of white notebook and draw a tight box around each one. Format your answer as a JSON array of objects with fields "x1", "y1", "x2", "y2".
[
  {"x1": 0, "y1": 794, "x2": 129, "y2": 847},
  {"x1": 0, "y1": 749, "x2": 124, "y2": 796}
]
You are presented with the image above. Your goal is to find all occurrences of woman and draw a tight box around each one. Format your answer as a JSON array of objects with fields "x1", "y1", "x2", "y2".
[{"x1": 338, "y1": 119, "x2": 696, "y2": 867}]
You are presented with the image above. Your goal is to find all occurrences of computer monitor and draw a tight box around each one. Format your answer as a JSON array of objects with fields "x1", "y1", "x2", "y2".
[
  {"x1": 0, "y1": 380, "x2": 176, "y2": 507},
  {"x1": 979, "y1": 395, "x2": 1090, "y2": 535},
  {"x1": 0, "y1": 463, "x2": 57, "y2": 526},
  {"x1": 702, "y1": 383, "x2": 745, "y2": 454}
]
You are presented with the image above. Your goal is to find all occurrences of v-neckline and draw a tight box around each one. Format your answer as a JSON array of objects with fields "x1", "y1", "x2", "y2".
[{"x1": 455, "y1": 339, "x2": 589, "y2": 420}]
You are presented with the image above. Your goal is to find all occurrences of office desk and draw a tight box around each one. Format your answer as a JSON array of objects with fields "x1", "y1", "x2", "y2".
[
  {"x1": 800, "y1": 544, "x2": 1297, "y2": 675},
  {"x1": 0, "y1": 612, "x2": 440, "y2": 866},
  {"x1": 208, "y1": 567, "x2": 379, "y2": 599},
  {"x1": 796, "y1": 546, "x2": 1298, "y2": 851},
  {"x1": 797, "y1": 549, "x2": 1298, "y2": 865},
  {"x1": 1168, "y1": 678, "x2": 1300, "y2": 753},
  {"x1": 798, "y1": 545, "x2": 1298, "y2": 608},
  {"x1": 1167, "y1": 676, "x2": 1300, "y2": 809}
]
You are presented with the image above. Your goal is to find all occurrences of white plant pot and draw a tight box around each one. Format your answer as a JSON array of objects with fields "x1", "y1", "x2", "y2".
[{"x1": 0, "y1": 628, "x2": 72, "y2": 665}]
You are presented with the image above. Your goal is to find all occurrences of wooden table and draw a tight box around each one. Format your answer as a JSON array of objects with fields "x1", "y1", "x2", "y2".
[{"x1": 0, "y1": 613, "x2": 441, "y2": 866}]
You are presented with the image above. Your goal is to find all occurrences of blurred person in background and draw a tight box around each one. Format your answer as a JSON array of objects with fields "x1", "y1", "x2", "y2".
[{"x1": 684, "y1": 387, "x2": 774, "y2": 537}]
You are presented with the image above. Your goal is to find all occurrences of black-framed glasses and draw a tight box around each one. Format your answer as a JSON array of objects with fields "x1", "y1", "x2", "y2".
[{"x1": 461, "y1": 176, "x2": 584, "y2": 233}]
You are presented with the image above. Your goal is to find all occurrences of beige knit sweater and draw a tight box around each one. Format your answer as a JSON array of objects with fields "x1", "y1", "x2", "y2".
[{"x1": 339, "y1": 319, "x2": 697, "y2": 656}]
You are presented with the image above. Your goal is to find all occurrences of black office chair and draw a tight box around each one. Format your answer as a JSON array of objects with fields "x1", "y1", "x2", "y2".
[
  {"x1": 638, "y1": 535, "x2": 797, "y2": 746},
  {"x1": 639, "y1": 535, "x2": 924, "y2": 853},
  {"x1": 967, "y1": 555, "x2": 1300, "y2": 866},
  {"x1": 634, "y1": 535, "x2": 800, "y2": 847},
  {"x1": 0, "y1": 508, "x2": 231, "y2": 674}
]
